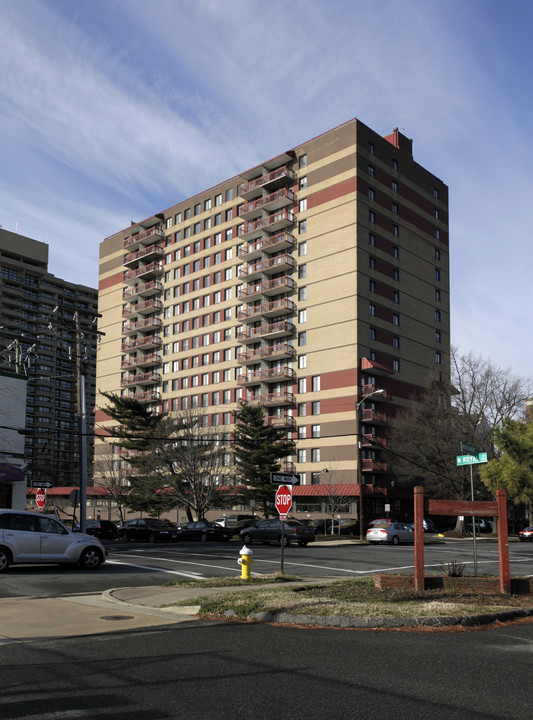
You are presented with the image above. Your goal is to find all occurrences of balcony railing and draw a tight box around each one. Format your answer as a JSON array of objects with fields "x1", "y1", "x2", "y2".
[
  {"x1": 121, "y1": 353, "x2": 162, "y2": 369},
  {"x1": 238, "y1": 276, "x2": 296, "y2": 299},
  {"x1": 123, "y1": 226, "x2": 164, "y2": 249},
  {"x1": 362, "y1": 459, "x2": 388, "y2": 472},
  {"x1": 236, "y1": 367, "x2": 295, "y2": 386},
  {"x1": 125, "y1": 389, "x2": 161, "y2": 403},
  {"x1": 360, "y1": 357, "x2": 394, "y2": 374},
  {"x1": 122, "y1": 298, "x2": 163, "y2": 317},
  {"x1": 237, "y1": 343, "x2": 296, "y2": 363},
  {"x1": 122, "y1": 280, "x2": 163, "y2": 300},
  {"x1": 244, "y1": 392, "x2": 295, "y2": 407},
  {"x1": 239, "y1": 210, "x2": 295, "y2": 240},
  {"x1": 361, "y1": 408, "x2": 387, "y2": 423},
  {"x1": 122, "y1": 317, "x2": 162, "y2": 335},
  {"x1": 237, "y1": 254, "x2": 295, "y2": 279},
  {"x1": 121, "y1": 335, "x2": 162, "y2": 352},
  {"x1": 236, "y1": 321, "x2": 295, "y2": 343},
  {"x1": 120, "y1": 371, "x2": 162, "y2": 387},
  {"x1": 237, "y1": 231, "x2": 296, "y2": 260},
  {"x1": 239, "y1": 166, "x2": 295, "y2": 200},
  {"x1": 265, "y1": 414, "x2": 296, "y2": 428},
  {"x1": 238, "y1": 188, "x2": 295, "y2": 220},
  {"x1": 238, "y1": 298, "x2": 295, "y2": 322},
  {"x1": 123, "y1": 261, "x2": 163, "y2": 282},
  {"x1": 360, "y1": 384, "x2": 387, "y2": 398}
]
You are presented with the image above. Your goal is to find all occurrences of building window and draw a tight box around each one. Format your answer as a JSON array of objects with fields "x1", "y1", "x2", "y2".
[
  {"x1": 433, "y1": 188, "x2": 439, "y2": 199},
  {"x1": 368, "y1": 165, "x2": 375, "y2": 177},
  {"x1": 298, "y1": 404, "x2": 306, "y2": 418},
  {"x1": 299, "y1": 176, "x2": 308, "y2": 189},
  {"x1": 392, "y1": 203, "x2": 398, "y2": 215},
  {"x1": 311, "y1": 424, "x2": 320, "y2": 438},
  {"x1": 369, "y1": 211, "x2": 375, "y2": 223},
  {"x1": 369, "y1": 304, "x2": 376, "y2": 316},
  {"x1": 393, "y1": 224, "x2": 399, "y2": 237},
  {"x1": 392, "y1": 159, "x2": 398, "y2": 170},
  {"x1": 369, "y1": 327, "x2": 376, "y2": 340},
  {"x1": 298, "y1": 286, "x2": 307, "y2": 301},
  {"x1": 435, "y1": 268, "x2": 441, "y2": 281},
  {"x1": 299, "y1": 198, "x2": 307, "y2": 212},
  {"x1": 393, "y1": 269, "x2": 399, "y2": 281},
  {"x1": 312, "y1": 376, "x2": 320, "y2": 392},
  {"x1": 393, "y1": 314, "x2": 400, "y2": 326},
  {"x1": 393, "y1": 336, "x2": 400, "y2": 349},
  {"x1": 311, "y1": 448, "x2": 321, "y2": 463},
  {"x1": 368, "y1": 188, "x2": 375, "y2": 200},
  {"x1": 435, "y1": 352, "x2": 442, "y2": 364},
  {"x1": 369, "y1": 233, "x2": 375, "y2": 246},
  {"x1": 435, "y1": 248, "x2": 441, "y2": 261},
  {"x1": 393, "y1": 359, "x2": 400, "y2": 371},
  {"x1": 392, "y1": 180, "x2": 398, "y2": 192},
  {"x1": 298, "y1": 309, "x2": 307, "y2": 323},
  {"x1": 435, "y1": 331, "x2": 441, "y2": 343},
  {"x1": 298, "y1": 332, "x2": 307, "y2": 346},
  {"x1": 369, "y1": 280, "x2": 376, "y2": 293},
  {"x1": 393, "y1": 291, "x2": 399, "y2": 304},
  {"x1": 434, "y1": 228, "x2": 440, "y2": 240},
  {"x1": 298, "y1": 241, "x2": 307, "y2": 257},
  {"x1": 225, "y1": 188, "x2": 233, "y2": 202},
  {"x1": 369, "y1": 257, "x2": 376, "y2": 269},
  {"x1": 298, "y1": 426, "x2": 306, "y2": 439},
  {"x1": 393, "y1": 246, "x2": 399, "y2": 259},
  {"x1": 311, "y1": 401, "x2": 320, "y2": 415},
  {"x1": 215, "y1": 193, "x2": 222, "y2": 206},
  {"x1": 298, "y1": 378, "x2": 307, "y2": 393},
  {"x1": 435, "y1": 289, "x2": 441, "y2": 302},
  {"x1": 298, "y1": 264, "x2": 307, "y2": 279},
  {"x1": 298, "y1": 219, "x2": 307, "y2": 234},
  {"x1": 299, "y1": 154, "x2": 307, "y2": 168},
  {"x1": 298, "y1": 449, "x2": 307, "y2": 463},
  {"x1": 298, "y1": 354, "x2": 307, "y2": 369},
  {"x1": 369, "y1": 142, "x2": 375, "y2": 154},
  {"x1": 435, "y1": 310, "x2": 441, "y2": 322}
]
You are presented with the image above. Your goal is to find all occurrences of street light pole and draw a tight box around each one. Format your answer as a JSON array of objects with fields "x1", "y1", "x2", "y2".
[{"x1": 356, "y1": 387, "x2": 385, "y2": 541}]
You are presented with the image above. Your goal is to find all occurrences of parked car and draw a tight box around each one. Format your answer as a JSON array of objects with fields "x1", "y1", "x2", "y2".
[
  {"x1": 239, "y1": 519, "x2": 315, "y2": 547},
  {"x1": 215, "y1": 515, "x2": 259, "y2": 534},
  {"x1": 465, "y1": 518, "x2": 493, "y2": 533},
  {"x1": 518, "y1": 527, "x2": 533, "y2": 542},
  {"x1": 0, "y1": 509, "x2": 106, "y2": 572},
  {"x1": 367, "y1": 518, "x2": 395, "y2": 529},
  {"x1": 118, "y1": 518, "x2": 178, "y2": 543},
  {"x1": 366, "y1": 522, "x2": 414, "y2": 545},
  {"x1": 176, "y1": 520, "x2": 231, "y2": 542},
  {"x1": 74, "y1": 519, "x2": 118, "y2": 541},
  {"x1": 306, "y1": 519, "x2": 360, "y2": 536},
  {"x1": 405, "y1": 519, "x2": 436, "y2": 533}
]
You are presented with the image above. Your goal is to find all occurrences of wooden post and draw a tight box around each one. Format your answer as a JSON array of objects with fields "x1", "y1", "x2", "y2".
[
  {"x1": 496, "y1": 489, "x2": 511, "y2": 594},
  {"x1": 414, "y1": 486, "x2": 425, "y2": 592}
]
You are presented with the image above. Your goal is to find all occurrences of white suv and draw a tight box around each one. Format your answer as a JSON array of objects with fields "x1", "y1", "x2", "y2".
[{"x1": 0, "y1": 510, "x2": 106, "y2": 572}]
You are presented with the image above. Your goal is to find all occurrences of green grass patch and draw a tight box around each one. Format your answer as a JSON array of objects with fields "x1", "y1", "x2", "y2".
[{"x1": 163, "y1": 572, "x2": 300, "y2": 589}]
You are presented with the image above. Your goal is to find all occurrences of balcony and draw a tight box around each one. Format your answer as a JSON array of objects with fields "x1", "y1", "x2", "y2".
[
  {"x1": 237, "y1": 367, "x2": 295, "y2": 386},
  {"x1": 120, "y1": 371, "x2": 162, "y2": 387},
  {"x1": 239, "y1": 210, "x2": 295, "y2": 241},
  {"x1": 237, "y1": 321, "x2": 295, "y2": 343},
  {"x1": 238, "y1": 276, "x2": 296, "y2": 300},
  {"x1": 121, "y1": 335, "x2": 162, "y2": 352},
  {"x1": 238, "y1": 254, "x2": 296, "y2": 281},
  {"x1": 237, "y1": 232, "x2": 296, "y2": 261},
  {"x1": 122, "y1": 317, "x2": 163, "y2": 335},
  {"x1": 237, "y1": 343, "x2": 296, "y2": 364},
  {"x1": 361, "y1": 408, "x2": 387, "y2": 423},
  {"x1": 121, "y1": 353, "x2": 162, "y2": 369},
  {"x1": 123, "y1": 226, "x2": 164, "y2": 251},
  {"x1": 238, "y1": 298, "x2": 295, "y2": 323},
  {"x1": 123, "y1": 243, "x2": 164, "y2": 268},
  {"x1": 125, "y1": 389, "x2": 161, "y2": 404},
  {"x1": 244, "y1": 392, "x2": 295, "y2": 407},
  {"x1": 239, "y1": 166, "x2": 295, "y2": 201},
  {"x1": 122, "y1": 298, "x2": 163, "y2": 318},
  {"x1": 123, "y1": 261, "x2": 163, "y2": 283},
  {"x1": 122, "y1": 280, "x2": 163, "y2": 300},
  {"x1": 239, "y1": 188, "x2": 295, "y2": 221},
  {"x1": 360, "y1": 357, "x2": 395, "y2": 374},
  {"x1": 362, "y1": 459, "x2": 388, "y2": 473},
  {"x1": 265, "y1": 414, "x2": 296, "y2": 429},
  {"x1": 361, "y1": 434, "x2": 387, "y2": 448},
  {"x1": 360, "y1": 384, "x2": 388, "y2": 398}
]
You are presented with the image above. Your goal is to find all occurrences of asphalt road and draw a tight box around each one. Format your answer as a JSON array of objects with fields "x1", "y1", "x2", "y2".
[
  {"x1": 1, "y1": 537, "x2": 532, "y2": 599},
  {"x1": 1, "y1": 618, "x2": 532, "y2": 719}
]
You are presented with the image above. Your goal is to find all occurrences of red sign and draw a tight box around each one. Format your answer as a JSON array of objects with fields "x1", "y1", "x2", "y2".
[
  {"x1": 275, "y1": 485, "x2": 292, "y2": 518},
  {"x1": 35, "y1": 488, "x2": 46, "y2": 510}
]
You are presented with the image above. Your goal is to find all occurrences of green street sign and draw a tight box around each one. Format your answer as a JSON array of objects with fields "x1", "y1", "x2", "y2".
[
  {"x1": 461, "y1": 442, "x2": 478, "y2": 455},
  {"x1": 456, "y1": 452, "x2": 488, "y2": 466}
]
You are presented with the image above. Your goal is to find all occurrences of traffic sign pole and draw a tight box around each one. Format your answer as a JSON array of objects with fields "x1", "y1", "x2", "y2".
[{"x1": 275, "y1": 485, "x2": 293, "y2": 574}]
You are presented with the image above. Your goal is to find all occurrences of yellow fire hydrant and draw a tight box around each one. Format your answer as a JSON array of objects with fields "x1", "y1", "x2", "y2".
[{"x1": 238, "y1": 545, "x2": 253, "y2": 580}]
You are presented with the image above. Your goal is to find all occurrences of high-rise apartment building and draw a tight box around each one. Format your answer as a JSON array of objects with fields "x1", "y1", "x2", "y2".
[
  {"x1": 96, "y1": 118, "x2": 449, "y2": 505},
  {"x1": 0, "y1": 229, "x2": 98, "y2": 507}
]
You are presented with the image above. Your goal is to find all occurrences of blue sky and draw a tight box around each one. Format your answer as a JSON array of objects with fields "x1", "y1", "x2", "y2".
[{"x1": 1, "y1": 0, "x2": 532, "y2": 379}]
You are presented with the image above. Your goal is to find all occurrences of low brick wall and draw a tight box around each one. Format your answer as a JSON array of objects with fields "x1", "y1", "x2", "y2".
[{"x1": 373, "y1": 573, "x2": 533, "y2": 595}]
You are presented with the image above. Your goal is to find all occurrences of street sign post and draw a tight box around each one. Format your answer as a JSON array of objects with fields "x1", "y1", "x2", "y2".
[
  {"x1": 31, "y1": 480, "x2": 54, "y2": 489},
  {"x1": 456, "y1": 450, "x2": 488, "y2": 576},
  {"x1": 275, "y1": 485, "x2": 293, "y2": 518},
  {"x1": 461, "y1": 442, "x2": 478, "y2": 455},
  {"x1": 35, "y1": 488, "x2": 46, "y2": 510},
  {"x1": 270, "y1": 472, "x2": 300, "y2": 485}
]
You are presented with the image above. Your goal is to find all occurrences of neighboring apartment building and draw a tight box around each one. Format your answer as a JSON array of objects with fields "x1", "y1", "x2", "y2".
[
  {"x1": 96, "y1": 118, "x2": 450, "y2": 510},
  {"x1": 0, "y1": 229, "x2": 98, "y2": 506}
]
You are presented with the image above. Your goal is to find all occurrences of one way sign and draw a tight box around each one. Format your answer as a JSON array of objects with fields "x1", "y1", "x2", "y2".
[{"x1": 270, "y1": 472, "x2": 300, "y2": 485}]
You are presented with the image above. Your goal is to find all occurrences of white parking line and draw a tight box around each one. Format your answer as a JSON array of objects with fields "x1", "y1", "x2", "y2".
[
  {"x1": 113, "y1": 553, "x2": 242, "y2": 575},
  {"x1": 106, "y1": 559, "x2": 205, "y2": 578}
]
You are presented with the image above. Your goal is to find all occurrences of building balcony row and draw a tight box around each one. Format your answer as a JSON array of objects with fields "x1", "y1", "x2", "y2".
[
  {"x1": 237, "y1": 320, "x2": 295, "y2": 343},
  {"x1": 120, "y1": 371, "x2": 162, "y2": 387},
  {"x1": 124, "y1": 389, "x2": 161, "y2": 403},
  {"x1": 361, "y1": 408, "x2": 387, "y2": 423},
  {"x1": 123, "y1": 242, "x2": 164, "y2": 268},
  {"x1": 238, "y1": 210, "x2": 295, "y2": 241},
  {"x1": 237, "y1": 298, "x2": 295, "y2": 322},
  {"x1": 122, "y1": 317, "x2": 163, "y2": 335},
  {"x1": 239, "y1": 166, "x2": 295, "y2": 201},
  {"x1": 237, "y1": 231, "x2": 296, "y2": 261},
  {"x1": 362, "y1": 459, "x2": 388, "y2": 473},
  {"x1": 121, "y1": 353, "x2": 162, "y2": 369},
  {"x1": 121, "y1": 334, "x2": 162, "y2": 352},
  {"x1": 243, "y1": 392, "x2": 295, "y2": 408},
  {"x1": 236, "y1": 366, "x2": 295, "y2": 386},
  {"x1": 123, "y1": 226, "x2": 164, "y2": 250},
  {"x1": 237, "y1": 254, "x2": 295, "y2": 280},
  {"x1": 238, "y1": 188, "x2": 295, "y2": 221},
  {"x1": 237, "y1": 343, "x2": 296, "y2": 364},
  {"x1": 122, "y1": 280, "x2": 163, "y2": 300},
  {"x1": 360, "y1": 356, "x2": 395, "y2": 374},
  {"x1": 123, "y1": 261, "x2": 163, "y2": 283},
  {"x1": 122, "y1": 298, "x2": 163, "y2": 318},
  {"x1": 237, "y1": 275, "x2": 296, "y2": 300}
]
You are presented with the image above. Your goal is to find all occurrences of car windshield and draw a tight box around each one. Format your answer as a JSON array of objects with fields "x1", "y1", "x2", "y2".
[
  {"x1": 147, "y1": 519, "x2": 169, "y2": 527},
  {"x1": 372, "y1": 523, "x2": 392, "y2": 529}
]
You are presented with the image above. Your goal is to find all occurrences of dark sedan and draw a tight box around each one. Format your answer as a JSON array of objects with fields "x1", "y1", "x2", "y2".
[
  {"x1": 118, "y1": 518, "x2": 178, "y2": 543},
  {"x1": 176, "y1": 520, "x2": 231, "y2": 542},
  {"x1": 239, "y1": 519, "x2": 315, "y2": 547},
  {"x1": 75, "y1": 519, "x2": 118, "y2": 541}
]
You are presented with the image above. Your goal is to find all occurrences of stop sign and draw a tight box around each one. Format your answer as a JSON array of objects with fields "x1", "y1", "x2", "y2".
[
  {"x1": 275, "y1": 485, "x2": 292, "y2": 518},
  {"x1": 35, "y1": 488, "x2": 46, "y2": 510}
]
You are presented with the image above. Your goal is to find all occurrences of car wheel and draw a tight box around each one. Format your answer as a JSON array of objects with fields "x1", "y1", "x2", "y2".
[
  {"x1": 242, "y1": 533, "x2": 253, "y2": 545},
  {"x1": 391, "y1": 535, "x2": 400, "y2": 545},
  {"x1": 120, "y1": 532, "x2": 129, "y2": 542},
  {"x1": 0, "y1": 547, "x2": 12, "y2": 573},
  {"x1": 79, "y1": 547, "x2": 103, "y2": 570},
  {"x1": 297, "y1": 541, "x2": 308, "y2": 547},
  {"x1": 200, "y1": 533, "x2": 208, "y2": 543},
  {"x1": 280, "y1": 536, "x2": 289, "y2": 547},
  {"x1": 148, "y1": 532, "x2": 157, "y2": 544}
]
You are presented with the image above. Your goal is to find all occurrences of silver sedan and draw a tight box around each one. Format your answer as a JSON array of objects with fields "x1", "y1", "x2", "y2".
[{"x1": 366, "y1": 522, "x2": 414, "y2": 545}]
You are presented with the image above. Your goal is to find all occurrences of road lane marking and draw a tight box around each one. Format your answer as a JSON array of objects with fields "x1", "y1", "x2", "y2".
[{"x1": 106, "y1": 559, "x2": 205, "y2": 578}]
